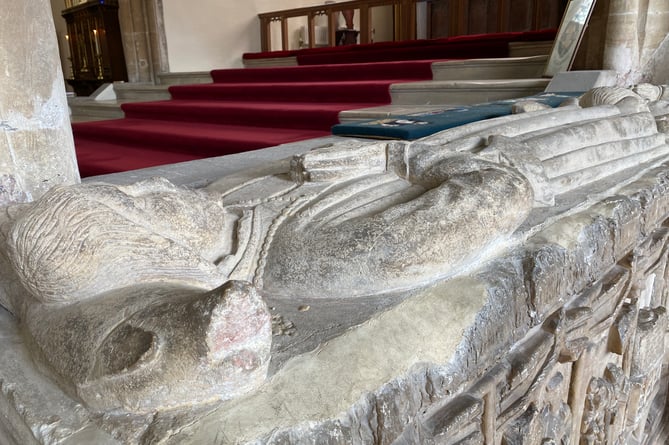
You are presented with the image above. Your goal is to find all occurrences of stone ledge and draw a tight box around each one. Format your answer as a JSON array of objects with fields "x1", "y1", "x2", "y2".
[
  {"x1": 390, "y1": 79, "x2": 552, "y2": 105},
  {"x1": 431, "y1": 55, "x2": 548, "y2": 81},
  {"x1": 156, "y1": 71, "x2": 213, "y2": 86}
]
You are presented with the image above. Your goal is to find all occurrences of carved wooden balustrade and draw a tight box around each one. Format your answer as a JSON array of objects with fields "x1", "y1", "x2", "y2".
[
  {"x1": 258, "y1": 0, "x2": 565, "y2": 52},
  {"x1": 258, "y1": 0, "x2": 424, "y2": 52}
]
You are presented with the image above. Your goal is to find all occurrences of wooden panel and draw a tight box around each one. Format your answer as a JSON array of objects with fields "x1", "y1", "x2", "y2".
[
  {"x1": 486, "y1": 0, "x2": 500, "y2": 33},
  {"x1": 430, "y1": 0, "x2": 567, "y2": 38},
  {"x1": 450, "y1": 0, "x2": 468, "y2": 36},
  {"x1": 468, "y1": 0, "x2": 489, "y2": 35},
  {"x1": 429, "y1": 0, "x2": 451, "y2": 38},
  {"x1": 508, "y1": 0, "x2": 534, "y2": 31},
  {"x1": 535, "y1": 0, "x2": 568, "y2": 30},
  {"x1": 497, "y1": 0, "x2": 510, "y2": 32}
]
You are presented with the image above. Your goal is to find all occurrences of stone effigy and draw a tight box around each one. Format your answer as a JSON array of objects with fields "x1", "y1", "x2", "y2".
[{"x1": 2, "y1": 86, "x2": 669, "y2": 443}]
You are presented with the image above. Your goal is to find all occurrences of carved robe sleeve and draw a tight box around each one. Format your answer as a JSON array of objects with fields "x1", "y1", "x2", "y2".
[{"x1": 262, "y1": 155, "x2": 533, "y2": 298}]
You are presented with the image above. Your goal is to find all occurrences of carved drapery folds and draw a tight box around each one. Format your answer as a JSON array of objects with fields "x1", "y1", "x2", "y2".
[
  {"x1": 2, "y1": 86, "x2": 669, "y2": 442},
  {"x1": 393, "y1": 171, "x2": 669, "y2": 444}
]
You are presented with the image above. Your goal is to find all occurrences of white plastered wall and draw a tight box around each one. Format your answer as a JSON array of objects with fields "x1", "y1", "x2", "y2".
[
  {"x1": 163, "y1": 0, "x2": 318, "y2": 72},
  {"x1": 162, "y1": 0, "x2": 402, "y2": 72},
  {"x1": 50, "y1": 0, "x2": 421, "y2": 74}
]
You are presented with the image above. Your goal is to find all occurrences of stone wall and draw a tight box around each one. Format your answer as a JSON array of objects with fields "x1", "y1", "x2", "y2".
[{"x1": 577, "y1": 0, "x2": 669, "y2": 85}]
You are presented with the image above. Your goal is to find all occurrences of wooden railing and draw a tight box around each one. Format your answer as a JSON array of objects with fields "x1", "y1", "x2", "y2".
[{"x1": 258, "y1": 0, "x2": 424, "y2": 52}]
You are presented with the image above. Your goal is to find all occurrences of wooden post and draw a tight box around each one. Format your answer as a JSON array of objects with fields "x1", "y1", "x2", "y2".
[
  {"x1": 359, "y1": 5, "x2": 371, "y2": 43},
  {"x1": 259, "y1": 16, "x2": 270, "y2": 52},
  {"x1": 497, "y1": 0, "x2": 509, "y2": 33},
  {"x1": 308, "y1": 13, "x2": 316, "y2": 48},
  {"x1": 328, "y1": 9, "x2": 338, "y2": 46},
  {"x1": 281, "y1": 17, "x2": 289, "y2": 50}
]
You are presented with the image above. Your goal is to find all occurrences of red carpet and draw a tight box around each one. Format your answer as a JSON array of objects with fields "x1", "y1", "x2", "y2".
[
  {"x1": 169, "y1": 80, "x2": 403, "y2": 103},
  {"x1": 74, "y1": 120, "x2": 329, "y2": 177},
  {"x1": 242, "y1": 29, "x2": 556, "y2": 64},
  {"x1": 211, "y1": 59, "x2": 437, "y2": 82},
  {"x1": 73, "y1": 60, "x2": 436, "y2": 177},
  {"x1": 121, "y1": 100, "x2": 385, "y2": 130},
  {"x1": 73, "y1": 30, "x2": 556, "y2": 177}
]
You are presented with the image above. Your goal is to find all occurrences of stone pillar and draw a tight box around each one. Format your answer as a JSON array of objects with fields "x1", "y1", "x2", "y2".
[
  {"x1": 602, "y1": 0, "x2": 669, "y2": 85},
  {"x1": 642, "y1": 0, "x2": 669, "y2": 83},
  {"x1": 602, "y1": 0, "x2": 642, "y2": 84},
  {"x1": 641, "y1": 0, "x2": 669, "y2": 67},
  {"x1": 0, "y1": 0, "x2": 80, "y2": 205},
  {"x1": 117, "y1": 0, "x2": 169, "y2": 84},
  {"x1": 145, "y1": 0, "x2": 170, "y2": 79}
]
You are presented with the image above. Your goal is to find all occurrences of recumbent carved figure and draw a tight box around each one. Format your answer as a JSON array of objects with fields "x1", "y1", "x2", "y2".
[{"x1": 1, "y1": 86, "x2": 668, "y2": 414}]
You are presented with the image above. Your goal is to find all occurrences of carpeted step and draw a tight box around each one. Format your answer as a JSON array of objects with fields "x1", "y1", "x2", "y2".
[
  {"x1": 75, "y1": 139, "x2": 205, "y2": 177},
  {"x1": 210, "y1": 60, "x2": 436, "y2": 83},
  {"x1": 74, "y1": 29, "x2": 559, "y2": 178},
  {"x1": 295, "y1": 40, "x2": 510, "y2": 65},
  {"x1": 168, "y1": 80, "x2": 403, "y2": 103},
  {"x1": 120, "y1": 100, "x2": 381, "y2": 130},
  {"x1": 241, "y1": 29, "x2": 557, "y2": 66},
  {"x1": 73, "y1": 118, "x2": 330, "y2": 158}
]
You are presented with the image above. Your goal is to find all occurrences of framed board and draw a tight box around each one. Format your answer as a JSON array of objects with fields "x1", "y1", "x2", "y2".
[{"x1": 544, "y1": 0, "x2": 597, "y2": 77}]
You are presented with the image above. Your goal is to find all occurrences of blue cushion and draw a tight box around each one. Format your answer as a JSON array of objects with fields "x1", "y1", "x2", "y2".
[{"x1": 331, "y1": 92, "x2": 583, "y2": 140}]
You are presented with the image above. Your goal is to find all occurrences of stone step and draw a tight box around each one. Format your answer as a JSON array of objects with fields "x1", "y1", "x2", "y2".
[
  {"x1": 113, "y1": 82, "x2": 171, "y2": 101},
  {"x1": 68, "y1": 98, "x2": 126, "y2": 122},
  {"x1": 508, "y1": 40, "x2": 553, "y2": 57},
  {"x1": 432, "y1": 55, "x2": 548, "y2": 81},
  {"x1": 67, "y1": 73, "x2": 216, "y2": 122},
  {"x1": 338, "y1": 104, "x2": 457, "y2": 122},
  {"x1": 390, "y1": 78, "x2": 551, "y2": 105},
  {"x1": 243, "y1": 57, "x2": 299, "y2": 68},
  {"x1": 157, "y1": 71, "x2": 213, "y2": 86}
]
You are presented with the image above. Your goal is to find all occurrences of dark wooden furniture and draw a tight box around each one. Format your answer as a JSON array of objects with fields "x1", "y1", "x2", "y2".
[
  {"x1": 429, "y1": 0, "x2": 568, "y2": 38},
  {"x1": 62, "y1": 0, "x2": 128, "y2": 96}
]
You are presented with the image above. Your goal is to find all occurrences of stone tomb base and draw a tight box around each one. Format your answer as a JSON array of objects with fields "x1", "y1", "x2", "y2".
[{"x1": 2, "y1": 149, "x2": 669, "y2": 444}]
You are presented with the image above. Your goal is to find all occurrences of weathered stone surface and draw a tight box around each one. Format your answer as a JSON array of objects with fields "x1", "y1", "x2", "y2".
[
  {"x1": 0, "y1": 0, "x2": 79, "y2": 204},
  {"x1": 602, "y1": 0, "x2": 669, "y2": 84},
  {"x1": 7, "y1": 178, "x2": 232, "y2": 304},
  {"x1": 2, "y1": 86, "x2": 669, "y2": 444},
  {"x1": 24, "y1": 281, "x2": 272, "y2": 413},
  {"x1": 263, "y1": 155, "x2": 532, "y2": 298}
]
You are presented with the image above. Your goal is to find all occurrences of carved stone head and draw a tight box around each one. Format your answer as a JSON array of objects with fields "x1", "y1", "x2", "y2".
[
  {"x1": 24, "y1": 281, "x2": 272, "y2": 413},
  {"x1": 7, "y1": 178, "x2": 235, "y2": 304}
]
